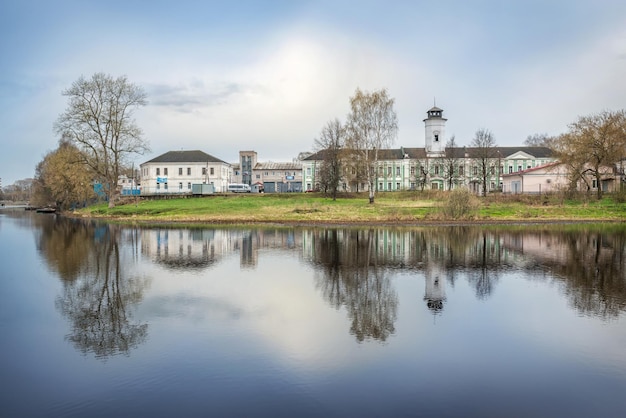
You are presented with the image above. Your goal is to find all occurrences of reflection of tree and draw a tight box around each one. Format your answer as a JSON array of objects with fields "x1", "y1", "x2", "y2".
[
  {"x1": 466, "y1": 233, "x2": 500, "y2": 299},
  {"x1": 549, "y1": 230, "x2": 626, "y2": 319},
  {"x1": 36, "y1": 216, "x2": 97, "y2": 281},
  {"x1": 311, "y1": 229, "x2": 398, "y2": 342},
  {"x1": 35, "y1": 216, "x2": 149, "y2": 358}
]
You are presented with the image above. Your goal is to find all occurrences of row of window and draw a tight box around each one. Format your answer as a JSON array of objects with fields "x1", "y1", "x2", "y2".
[
  {"x1": 155, "y1": 182, "x2": 195, "y2": 190},
  {"x1": 307, "y1": 163, "x2": 541, "y2": 178},
  {"x1": 153, "y1": 167, "x2": 216, "y2": 176}
]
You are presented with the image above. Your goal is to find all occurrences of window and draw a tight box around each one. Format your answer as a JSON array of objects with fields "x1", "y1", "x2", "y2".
[
  {"x1": 265, "y1": 172, "x2": 268, "y2": 176},
  {"x1": 434, "y1": 134, "x2": 439, "y2": 142},
  {"x1": 473, "y1": 166, "x2": 478, "y2": 176},
  {"x1": 410, "y1": 166, "x2": 415, "y2": 175},
  {"x1": 157, "y1": 183, "x2": 160, "y2": 190},
  {"x1": 434, "y1": 165, "x2": 439, "y2": 175},
  {"x1": 509, "y1": 166, "x2": 513, "y2": 174},
  {"x1": 210, "y1": 167, "x2": 214, "y2": 175},
  {"x1": 179, "y1": 168, "x2": 183, "y2": 175},
  {"x1": 387, "y1": 182, "x2": 392, "y2": 190},
  {"x1": 188, "y1": 182, "x2": 192, "y2": 190},
  {"x1": 490, "y1": 166, "x2": 494, "y2": 175},
  {"x1": 378, "y1": 183, "x2": 383, "y2": 190},
  {"x1": 396, "y1": 182, "x2": 400, "y2": 190},
  {"x1": 396, "y1": 167, "x2": 400, "y2": 176},
  {"x1": 187, "y1": 167, "x2": 191, "y2": 175},
  {"x1": 164, "y1": 183, "x2": 168, "y2": 190},
  {"x1": 156, "y1": 168, "x2": 160, "y2": 175},
  {"x1": 164, "y1": 168, "x2": 168, "y2": 175},
  {"x1": 179, "y1": 182, "x2": 183, "y2": 190},
  {"x1": 256, "y1": 174, "x2": 261, "y2": 179},
  {"x1": 202, "y1": 167, "x2": 206, "y2": 175},
  {"x1": 431, "y1": 182, "x2": 439, "y2": 190},
  {"x1": 387, "y1": 167, "x2": 392, "y2": 175},
  {"x1": 307, "y1": 168, "x2": 311, "y2": 175},
  {"x1": 517, "y1": 166, "x2": 522, "y2": 172},
  {"x1": 459, "y1": 166, "x2": 464, "y2": 175}
]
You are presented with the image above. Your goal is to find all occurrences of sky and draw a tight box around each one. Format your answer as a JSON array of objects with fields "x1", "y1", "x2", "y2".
[{"x1": 1, "y1": 0, "x2": 626, "y2": 186}]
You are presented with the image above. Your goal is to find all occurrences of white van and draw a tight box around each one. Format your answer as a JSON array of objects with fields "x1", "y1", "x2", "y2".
[{"x1": 227, "y1": 183, "x2": 251, "y2": 193}]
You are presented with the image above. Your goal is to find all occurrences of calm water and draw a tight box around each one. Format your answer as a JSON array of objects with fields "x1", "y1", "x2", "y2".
[{"x1": 1, "y1": 209, "x2": 625, "y2": 418}]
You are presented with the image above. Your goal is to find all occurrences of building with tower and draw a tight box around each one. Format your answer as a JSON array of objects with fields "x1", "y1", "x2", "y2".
[{"x1": 302, "y1": 104, "x2": 555, "y2": 193}]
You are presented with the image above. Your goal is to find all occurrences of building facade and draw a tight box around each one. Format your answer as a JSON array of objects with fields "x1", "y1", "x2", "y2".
[
  {"x1": 140, "y1": 150, "x2": 231, "y2": 194},
  {"x1": 231, "y1": 151, "x2": 303, "y2": 192},
  {"x1": 302, "y1": 106, "x2": 555, "y2": 193}
]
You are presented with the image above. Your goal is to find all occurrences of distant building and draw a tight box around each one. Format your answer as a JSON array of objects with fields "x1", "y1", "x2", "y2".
[
  {"x1": 231, "y1": 151, "x2": 303, "y2": 193},
  {"x1": 502, "y1": 161, "x2": 625, "y2": 194},
  {"x1": 140, "y1": 150, "x2": 231, "y2": 194},
  {"x1": 302, "y1": 105, "x2": 555, "y2": 193}
]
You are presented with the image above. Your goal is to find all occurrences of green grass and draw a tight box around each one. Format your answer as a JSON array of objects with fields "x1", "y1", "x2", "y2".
[{"x1": 75, "y1": 192, "x2": 626, "y2": 225}]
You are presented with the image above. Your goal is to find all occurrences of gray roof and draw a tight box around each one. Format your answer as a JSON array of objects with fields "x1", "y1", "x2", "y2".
[
  {"x1": 304, "y1": 146, "x2": 553, "y2": 161},
  {"x1": 144, "y1": 150, "x2": 228, "y2": 164}
]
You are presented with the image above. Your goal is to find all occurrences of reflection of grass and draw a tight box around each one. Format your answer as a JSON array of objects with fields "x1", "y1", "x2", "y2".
[{"x1": 78, "y1": 192, "x2": 626, "y2": 224}]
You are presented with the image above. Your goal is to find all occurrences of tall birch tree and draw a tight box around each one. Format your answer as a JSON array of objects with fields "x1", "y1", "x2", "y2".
[{"x1": 345, "y1": 88, "x2": 398, "y2": 204}]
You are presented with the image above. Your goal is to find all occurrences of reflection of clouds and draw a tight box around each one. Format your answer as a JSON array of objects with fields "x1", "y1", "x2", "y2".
[{"x1": 141, "y1": 294, "x2": 249, "y2": 321}]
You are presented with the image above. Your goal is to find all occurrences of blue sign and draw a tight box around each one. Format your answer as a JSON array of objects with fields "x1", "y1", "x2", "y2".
[
  {"x1": 157, "y1": 177, "x2": 168, "y2": 184},
  {"x1": 286, "y1": 176, "x2": 294, "y2": 180}
]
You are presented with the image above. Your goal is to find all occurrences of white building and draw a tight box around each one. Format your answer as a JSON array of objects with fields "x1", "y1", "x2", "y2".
[
  {"x1": 140, "y1": 150, "x2": 231, "y2": 194},
  {"x1": 302, "y1": 106, "x2": 555, "y2": 193}
]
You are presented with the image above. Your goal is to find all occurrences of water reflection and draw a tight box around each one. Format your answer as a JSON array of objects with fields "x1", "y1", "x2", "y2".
[
  {"x1": 28, "y1": 213, "x2": 626, "y2": 355},
  {"x1": 305, "y1": 229, "x2": 398, "y2": 341},
  {"x1": 35, "y1": 217, "x2": 149, "y2": 358},
  {"x1": 501, "y1": 228, "x2": 626, "y2": 319}
]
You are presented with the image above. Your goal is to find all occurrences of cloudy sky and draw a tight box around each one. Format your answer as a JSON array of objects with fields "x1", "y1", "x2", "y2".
[{"x1": 1, "y1": 0, "x2": 626, "y2": 186}]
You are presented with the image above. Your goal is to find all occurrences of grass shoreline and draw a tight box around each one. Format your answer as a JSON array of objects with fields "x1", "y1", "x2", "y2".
[{"x1": 69, "y1": 192, "x2": 626, "y2": 227}]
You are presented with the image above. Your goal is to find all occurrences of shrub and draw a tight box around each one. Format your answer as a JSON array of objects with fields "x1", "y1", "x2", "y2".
[{"x1": 441, "y1": 189, "x2": 480, "y2": 220}]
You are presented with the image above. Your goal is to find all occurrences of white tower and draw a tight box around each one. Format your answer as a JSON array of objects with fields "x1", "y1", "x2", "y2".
[{"x1": 424, "y1": 106, "x2": 446, "y2": 156}]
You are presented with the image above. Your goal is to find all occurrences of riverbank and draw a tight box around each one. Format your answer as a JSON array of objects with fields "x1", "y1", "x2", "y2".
[{"x1": 70, "y1": 192, "x2": 626, "y2": 226}]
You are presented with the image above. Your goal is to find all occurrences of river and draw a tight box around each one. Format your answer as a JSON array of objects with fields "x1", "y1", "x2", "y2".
[{"x1": 1, "y1": 209, "x2": 625, "y2": 417}]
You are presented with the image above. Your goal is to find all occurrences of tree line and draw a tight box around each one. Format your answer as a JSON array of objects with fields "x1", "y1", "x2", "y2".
[{"x1": 22, "y1": 74, "x2": 626, "y2": 209}]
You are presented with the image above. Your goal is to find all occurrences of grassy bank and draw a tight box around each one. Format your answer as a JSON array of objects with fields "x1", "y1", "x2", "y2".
[{"x1": 74, "y1": 191, "x2": 626, "y2": 225}]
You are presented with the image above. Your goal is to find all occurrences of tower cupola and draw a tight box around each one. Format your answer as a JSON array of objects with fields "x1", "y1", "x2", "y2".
[{"x1": 424, "y1": 105, "x2": 447, "y2": 155}]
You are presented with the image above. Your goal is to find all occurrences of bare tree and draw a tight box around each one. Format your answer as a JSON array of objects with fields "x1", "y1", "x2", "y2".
[
  {"x1": 470, "y1": 128, "x2": 498, "y2": 196},
  {"x1": 55, "y1": 73, "x2": 149, "y2": 208},
  {"x1": 314, "y1": 118, "x2": 345, "y2": 200},
  {"x1": 345, "y1": 88, "x2": 398, "y2": 204},
  {"x1": 442, "y1": 135, "x2": 462, "y2": 190},
  {"x1": 553, "y1": 110, "x2": 626, "y2": 199}
]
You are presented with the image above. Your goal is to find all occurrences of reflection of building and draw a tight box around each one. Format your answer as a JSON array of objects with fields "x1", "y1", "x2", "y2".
[
  {"x1": 140, "y1": 228, "x2": 303, "y2": 270},
  {"x1": 424, "y1": 267, "x2": 446, "y2": 314}
]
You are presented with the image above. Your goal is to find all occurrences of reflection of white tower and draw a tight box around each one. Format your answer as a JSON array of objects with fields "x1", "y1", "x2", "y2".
[
  {"x1": 424, "y1": 269, "x2": 446, "y2": 314},
  {"x1": 424, "y1": 106, "x2": 447, "y2": 156}
]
